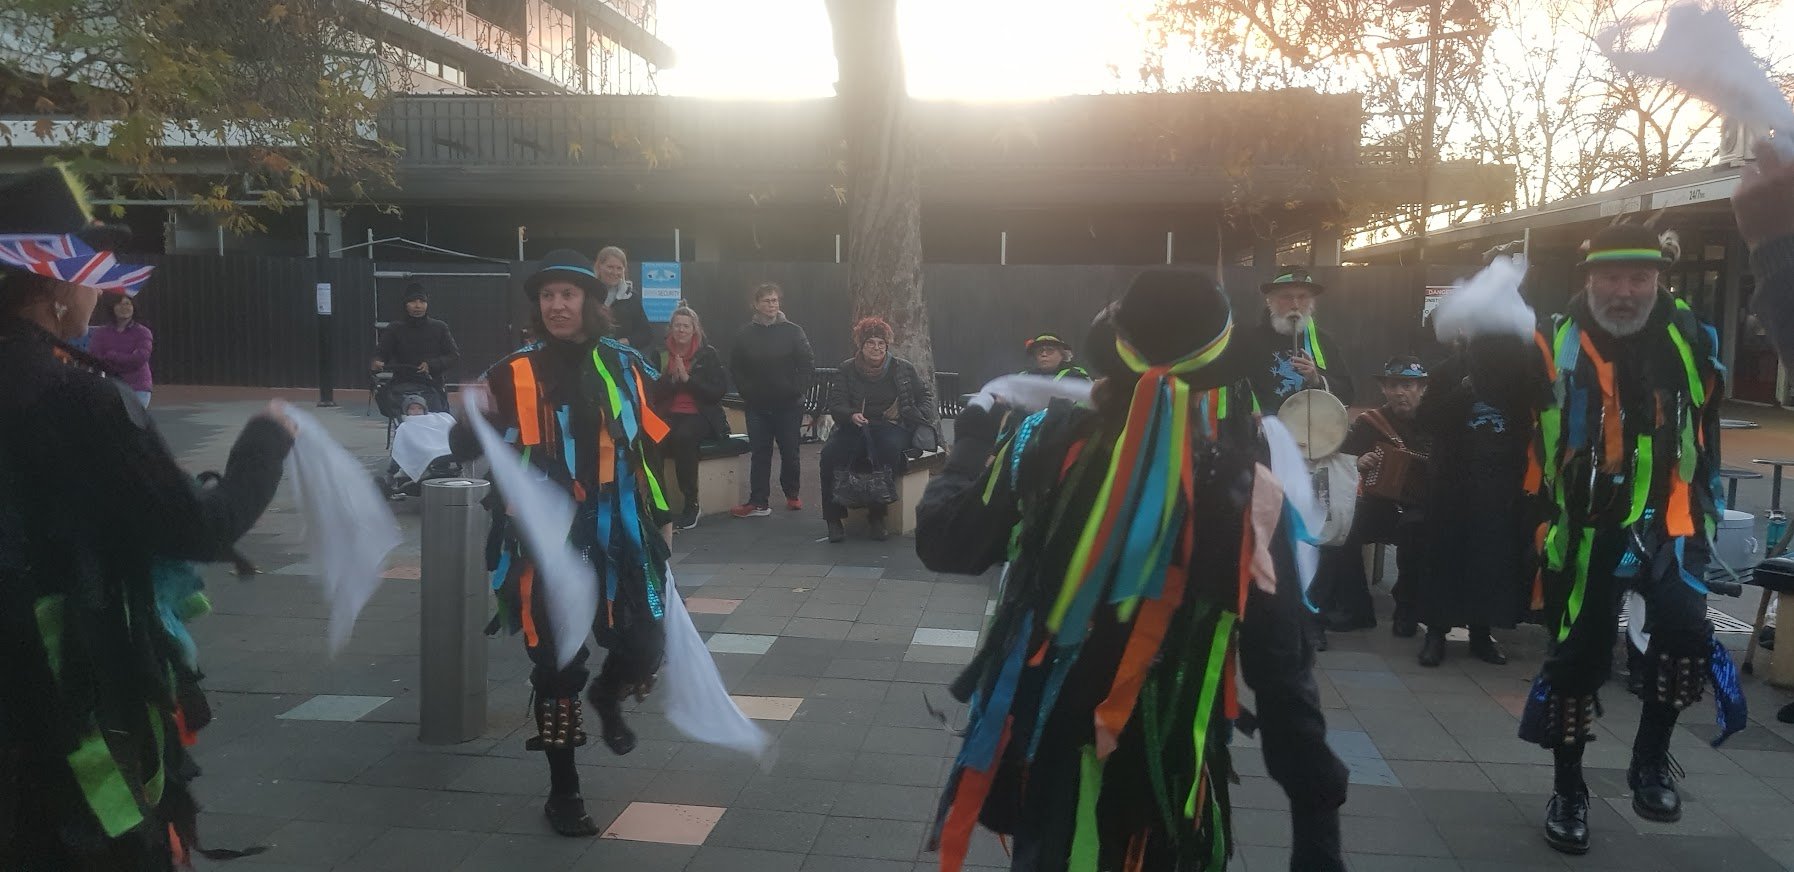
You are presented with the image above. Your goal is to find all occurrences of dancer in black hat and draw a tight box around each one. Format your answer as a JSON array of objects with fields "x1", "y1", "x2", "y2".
[
  {"x1": 450, "y1": 249, "x2": 674, "y2": 837},
  {"x1": 916, "y1": 269, "x2": 1347, "y2": 871}
]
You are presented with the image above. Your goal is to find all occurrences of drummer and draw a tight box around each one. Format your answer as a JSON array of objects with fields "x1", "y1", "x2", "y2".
[
  {"x1": 1238, "y1": 266, "x2": 1355, "y2": 413},
  {"x1": 1311, "y1": 355, "x2": 1430, "y2": 640}
]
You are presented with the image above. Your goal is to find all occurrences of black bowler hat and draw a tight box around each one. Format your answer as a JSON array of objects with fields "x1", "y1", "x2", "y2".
[
  {"x1": 1113, "y1": 269, "x2": 1234, "y2": 368},
  {"x1": 1378, "y1": 355, "x2": 1428, "y2": 380},
  {"x1": 1579, "y1": 224, "x2": 1674, "y2": 269},
  {"x1": 524, "y1": 249, "x2": 603, "y2": 297},
  {"x1": 1261, "y1": 265, "x2": 1325, "y2": 295},
  {"x1": 0, "y1": 166, "x2": 131, "y2": 250}
]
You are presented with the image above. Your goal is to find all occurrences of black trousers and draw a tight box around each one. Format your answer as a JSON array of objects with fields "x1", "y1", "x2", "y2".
[
  {"x1": 1241, "y1": 554, "x2": 1351, "y2": 869},
  {"x1": 661, "y1": 412, "x2": 708, "y2": 508},
  {"x1": 1541, "y1": 526, "x2": 1711, "y2": 696},
  {"x1": 1311, "y1": 498, "x2": 1418, "y2": 622},
  {"x1": 746, "y1": 405, "x2": 802, "y2": 506}
]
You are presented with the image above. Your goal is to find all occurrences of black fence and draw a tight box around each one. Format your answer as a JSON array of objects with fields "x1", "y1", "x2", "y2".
[{"x1": 138, "y1": 254, "x2": 1472, "y2": 396}]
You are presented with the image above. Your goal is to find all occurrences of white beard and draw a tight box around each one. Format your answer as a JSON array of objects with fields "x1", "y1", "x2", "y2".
[
  {"x1": 1271, "y1": 312, "x2": 1311, "y2": 337},
  {"x1": 1590, "y1": 300, "x2": 1652, "y2": 338}
]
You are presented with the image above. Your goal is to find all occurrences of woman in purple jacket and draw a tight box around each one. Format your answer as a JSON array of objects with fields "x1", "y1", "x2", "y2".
[{"x1": 88, "y1": 293, "x2": 153, "y2": 407}]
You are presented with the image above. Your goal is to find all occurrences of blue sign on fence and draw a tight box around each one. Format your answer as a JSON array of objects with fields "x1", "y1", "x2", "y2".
[{"x1": 640, "y1": 262, "x2": 682, "y2": 323}]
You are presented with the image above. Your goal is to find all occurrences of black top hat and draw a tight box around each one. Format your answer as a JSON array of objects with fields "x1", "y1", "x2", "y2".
[
  {"x1": 524, "y1": 249, "x2": 603, "y2": 298},
  {"x1": 1579, "y1": 224, "x2": 1673, "y2": 268},
  {"x1": 1261, "y1": 266, "x2": 1325, "y2": 294},
  {"x1": 0, "y1": 166, "x2": 131, "y2": 250}
]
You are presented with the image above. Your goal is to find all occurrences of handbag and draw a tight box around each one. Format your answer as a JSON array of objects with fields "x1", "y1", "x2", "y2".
[
  {"x1": 831, "y1": 425, "x2": 899, "y2": 509},
  {"x1": 1358, "y1": 410, "x2": 1428, "y2": 505},
  {"x1": 911, "y1": 421, "x2": 941, "y2": 454}
]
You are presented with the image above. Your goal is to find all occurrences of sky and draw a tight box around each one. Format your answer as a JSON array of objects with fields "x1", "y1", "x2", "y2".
[{"x1": 655, "y1": 0, "x2": 1159, "y2": 100}]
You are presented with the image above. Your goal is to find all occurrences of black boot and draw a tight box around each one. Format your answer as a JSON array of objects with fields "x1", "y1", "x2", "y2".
[
  {"x1": 1390, "y1": 606, "x2": 1418, "y2": 639},
  {"x1": 1312, "y1": 620, "x2": 1330, "y2": 653},
  {"x1": 1418, "y1": 629, "x2": 1446, "y2": 667},
  {"x1": 868, "y1": 507, "x2": 889, "y2": 542},
  {"x1": 544, "y1": 748, "x2": 599, "y2": 837},
  {"x1": 675, "y1": 504, "x2": 699, "y2": 531},
  {"x1": 1544, "y1": 791, "x2": 1590, "y2": 854},
  {"x1": 1544, "y1": 745, "x2": 1589, "y2": 854},
  {"x1": 1469, "y1": 627, "x2": 1508, "y2": 665},
  {"x1": 826, "y1": 519, "x2": 846, "y2": 543},
  {"x1": 1779, "y1": 701, "x2": 1794, "y2": 724},
  {"x1": 587, "y1": 669, "x2": 639, "y2": 756},
  {"x1": 1628, "y1": 702, "x2": 1683, "y2": 822}
]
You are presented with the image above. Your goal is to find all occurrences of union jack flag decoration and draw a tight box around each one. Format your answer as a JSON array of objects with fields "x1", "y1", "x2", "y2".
[{"x1": 0, "y1": 233, "x2": 154, "y2": 296}]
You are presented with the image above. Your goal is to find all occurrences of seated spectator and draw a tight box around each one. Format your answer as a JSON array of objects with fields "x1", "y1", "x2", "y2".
[{"x1": 820, "y1": 317, "x2": 936, "y2": 543}]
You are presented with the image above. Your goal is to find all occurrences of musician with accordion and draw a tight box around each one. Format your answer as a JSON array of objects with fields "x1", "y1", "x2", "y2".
[{"x1": 1309, "y1": 356, "x2": 1430, "y2": 642}]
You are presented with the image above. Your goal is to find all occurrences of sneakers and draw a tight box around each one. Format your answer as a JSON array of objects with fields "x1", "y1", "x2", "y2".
[
  {"x1": 731, "y1": 504, "x2": 772, "y2": 518},
  {"x1": 675, "y1": 506, "x2": 700, "y2": 531},
  {"x1": 787, "y1": 496, "x2": 804, "y2": 511}
]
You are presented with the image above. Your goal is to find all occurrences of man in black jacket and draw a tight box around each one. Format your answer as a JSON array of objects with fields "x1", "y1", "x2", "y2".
[
  {"x1": 729, "y1": 282, "x2": 815, "y2": 516},
  {"x1": 1236, "y1": 267, "x2": 1354, "y2": 414},
  {"x1": 373, "y1": 283, "x2": 461, "y2": 399}
]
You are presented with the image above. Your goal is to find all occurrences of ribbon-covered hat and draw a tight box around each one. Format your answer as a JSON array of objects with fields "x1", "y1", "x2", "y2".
[{"x1": 1261, "y1": 265, "x2": 1325, "y2": 295}]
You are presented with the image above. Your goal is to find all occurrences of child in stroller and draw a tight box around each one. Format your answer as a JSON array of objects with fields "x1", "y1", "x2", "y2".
[{"x1": 376, "y1": 384, "x2": 462, "y2": 499}]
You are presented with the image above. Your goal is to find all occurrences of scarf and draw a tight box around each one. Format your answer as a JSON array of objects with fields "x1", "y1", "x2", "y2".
[
  {"x1": 751, "y1": 311, "x2": 788, "y2": 327},
  {"x1": 664, "y1": 331, "x2": 700, "y2": 383}
]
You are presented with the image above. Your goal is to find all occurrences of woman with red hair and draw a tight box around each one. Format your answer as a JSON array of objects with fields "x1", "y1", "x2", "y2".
[{"x1": 820, "y1": 317, "x2": 936, "y2": 541}]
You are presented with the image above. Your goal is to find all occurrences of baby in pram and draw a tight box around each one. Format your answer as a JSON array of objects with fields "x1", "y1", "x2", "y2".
[{"x1": 380, "y1": 392, "x2": 461, "y2": 499}]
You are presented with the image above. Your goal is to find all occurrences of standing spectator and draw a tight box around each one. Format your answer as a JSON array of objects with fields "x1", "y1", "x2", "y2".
[
  {"x1": 596, "y1": 246, "x2": 652, "y2": 349},
  {"x1": 87, "y1": 293, "x2": 153, "y2": 407},
  {"x1": 729, "y1": 281, "x2": 814, "y2": 517},
  {"x1": 820, "y1": 318, "x2": 936, "y2": 542},
  {"x1": 372, "y1": 283, "x2": 460, "y2": 406},
  {"x1": 652, "y1": 306, "x2": 729, "y2": 531}
]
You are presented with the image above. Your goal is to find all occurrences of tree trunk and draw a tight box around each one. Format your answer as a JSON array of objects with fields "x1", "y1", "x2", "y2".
[{"x1": 826, "y1": 0, "x2": 933, "y2": 384}]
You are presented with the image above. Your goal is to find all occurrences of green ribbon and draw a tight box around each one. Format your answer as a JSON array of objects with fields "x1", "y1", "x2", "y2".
[
  {"x1": 1557, "y1": 529, "x2": 1596, "y2": 643},
  {"x1": 1184, "y1": 612, "x2": 1235, "y2": 818},
  {"x1": 1069, "y1": 745, "x2": 1103, "y2": 871},
  {"x1": 1625, "y1": 435, "x2": 1653, "y2": 527}
]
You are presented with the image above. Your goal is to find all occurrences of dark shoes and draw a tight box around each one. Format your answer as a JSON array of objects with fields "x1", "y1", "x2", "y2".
[
  {"x1": 826, "y1": 519, "x2": 846, "y2": 543},
  {"x1": 586, "y1": 679, "x2": 638, "y2": 756},
  {"x1": 545, "y1": 793, "x2": 599, "y2": 837},
  {"x1": 674, "y1": 505, "x2": 700, "y2": 531},
  {"x1": 1390, "y1": 606, "x2": 1418, "y2": 638},
  {"x1": 1469, "y1": 631, "x2": 1509, "y2": 665},
  {"x1": 1628, "y1": 757, "x2": 1683, "y2": 822},
  {"x1": 1418, "y1": 631, "x2": 1446, "y2": 667},
  {"x1": 1312, "y1": 622, "x2": 1330, "y2": 652},
  {"x1": 1779, "y1": 701, "x2": 1794, "y2": 724},
  {"x1": 1543, "y1": 791, "x2": 1590, "y2": 855},
  {"x1": 869, "y1": 517, "x2": 889, "y2": 541}
]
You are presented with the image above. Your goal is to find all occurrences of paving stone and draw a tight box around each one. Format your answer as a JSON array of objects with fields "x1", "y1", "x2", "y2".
[
  {"x1": 831, "y1": 782, "x2": 942, "y2": 822},
  {"x1": 571, "y1": 838, "x2": 697, "y2": 870},
  {"x1": 811, "y1": 677, "x2": 892, "y2": 702},
  {"x1": 1385, "y1": 760, "x2": 1498, "y2": 792},
  {"x1": 600, "y1": 801, "x2": 725, "y2": 845},
  {"x1": 390, "y1": 791, "x2": 531, "y2": 832},
  {"x1": 768, "y1": 749, "x2": 860, "y2": 782},
  {"x1": 803, "y1": 856, "x2": 916, "y2": 872},
  {"x1": 812, "y1": 588, "x2": 875, "y2": 606},
  {"x1": 730, "y1": 674, "x2": 821, "y2": 698},
  {"x1": 253, "y1": 819, "x2": 387, "y2": 866},
  {"x1": 849, "y1": 751, "x2": 950, "y2": 788},
  {"x1": 721, "y1": 614, "x2": 794, "y2": 635},
  {"x1": 858, "y1": 606, "x2": 926, "y2": 627},
  {"x1": 1409, "y1": 789, "x2": 1531, "y2": 826},
  {"x1": 277, "y1": 694, "x2": 393, "y2": 722},
  {"x1": 846, "y1": 623, "x2": 921, "y2": 644},
  {"x1": 828, "y1": 566, "x2": 886, "y2": 579},
  {"x1": 684, "y1": 846, "x2": 808, "y2": 872},
  {"x1": 704, "y1": 807, "x2": 827, "y2": 853},
  {"x1": 635, "y1": 768, "x2": 754, "y2": 808},
  {"x1": 785, "y1": 617, "x2": 856, "y2": 640},
  {"x1": 903, "y1": 644, "x2": 976, "y2": 665},
  {"x1": 452, "y1": 833, "x2": 591, "y2": 872},
  {"x1": 825, "y1": 659, "x2": 902, "y2": 680},
  {"x1": 836, "y1": 641, "x2": 910, "y2": 662},
  {"x1": 780, "y1": 564, "x2": 837, "y2": 577},
  {"x1": 779, "y1": 721, "x2": 874, "y2": 752},
  {"x1": 736, "y1": 775, "x2": 846, "y2": 814},
  {"x1": 345, "y1": 826, "x2": 487, "y2": 870},
  {"x1": 798, "y1": 601, "x2": 865, "y2": 621},
  {"x1": 915, "y1": 611, "x2": 983, "y2": 631},
  {"x1": 812, "y1": 816, "x2": 926, "y2": 861},
  {"x1": 863, "y1": 725, "x2": 954, "y2": 757}
]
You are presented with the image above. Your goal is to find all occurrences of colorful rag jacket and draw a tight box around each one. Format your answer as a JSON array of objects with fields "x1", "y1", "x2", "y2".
[
  {"x1": 916, "y1": 337, "x2": 1312, "y2": 871},
  {"x1": 469, "y1": 337, "x2": 673, "y2": 652},
  {"x1": 1525, "y1": 292, "x2": 1724, "y2": 641},
  {"x1": 2, "y1": 316, "x2": 290, "y2": 869}
]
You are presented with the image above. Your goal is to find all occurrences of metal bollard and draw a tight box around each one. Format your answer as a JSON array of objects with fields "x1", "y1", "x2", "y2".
[{"x1": 419, "y1": 478, "x2": 491, "y2": 744}]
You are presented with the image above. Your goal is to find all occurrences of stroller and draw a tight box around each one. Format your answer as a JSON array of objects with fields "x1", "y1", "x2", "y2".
[{"x1": 372, "y1": 373, "x2": 461, "y2": 499}]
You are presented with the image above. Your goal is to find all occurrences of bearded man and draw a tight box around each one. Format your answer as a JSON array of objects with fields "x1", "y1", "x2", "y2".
[{"x1": 1239, "y1": 267, "x2": 1354, "y2": 414}]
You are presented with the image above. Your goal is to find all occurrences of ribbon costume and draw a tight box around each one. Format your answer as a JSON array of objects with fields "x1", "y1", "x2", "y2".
[
  {"x1": 1, "y1": 168, "x2": 293, "y2": 868},
  {"x1": 915, "y1": 271, "x2": 1347, "y2": 872},
  {"x1": 1460, "y1": 225, "x2": 1745, "y2": 855},
  {"x1": 450, "y1": 249, "x2": 673, "y2": 837}
]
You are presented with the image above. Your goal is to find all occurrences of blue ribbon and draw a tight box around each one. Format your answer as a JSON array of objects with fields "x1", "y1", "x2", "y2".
[{"x1": 958, "y1": 614, "x2": 1033, "y2": 772}]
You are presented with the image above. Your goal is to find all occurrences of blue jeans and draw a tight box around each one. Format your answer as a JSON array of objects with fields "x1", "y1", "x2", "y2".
[{"x1": 746, "y1": 405, "x2": 802, "y2": 507}]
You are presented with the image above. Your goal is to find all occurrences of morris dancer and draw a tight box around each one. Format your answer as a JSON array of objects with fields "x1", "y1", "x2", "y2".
[
  {"x1": 916, "y1": 270, "x2": 1347, "y2": 871},
  {"x1": 1, "y1": 167, "x2": 294, "y2": 869},
  {"x1": 450, "y1": 249, "x2": 674, "y2": 837},
  {"x1": 1460, "y1": 226, "x2": 1743, "y2": 855}
]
